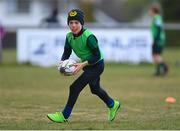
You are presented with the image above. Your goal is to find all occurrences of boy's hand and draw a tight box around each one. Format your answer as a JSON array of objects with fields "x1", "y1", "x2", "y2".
[{"x1": 73, "y1": 61, "x2": 88, "y2": 75}]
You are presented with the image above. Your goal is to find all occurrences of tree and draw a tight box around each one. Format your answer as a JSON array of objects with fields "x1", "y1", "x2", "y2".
[{"x1": 160, "y1": 0, "x2": 180, "y2": 22}]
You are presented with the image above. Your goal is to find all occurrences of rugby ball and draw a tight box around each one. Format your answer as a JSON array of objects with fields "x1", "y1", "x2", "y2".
[{"x1": 58, "y1": 59, "x2": 76, "y2": 76}]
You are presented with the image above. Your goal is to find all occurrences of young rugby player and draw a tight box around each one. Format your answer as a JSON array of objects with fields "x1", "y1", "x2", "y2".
[
  {"x1": 149, "y1": 4, "x2": 168, "y2": 76},
  {"x1": 47, "y1": 9, "x2": 120, "y2": 123}
]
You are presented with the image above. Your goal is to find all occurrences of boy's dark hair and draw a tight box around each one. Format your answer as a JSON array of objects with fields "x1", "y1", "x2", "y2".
[{"x1": 150, "y1": 3, "x2": 161, "y2": 14}]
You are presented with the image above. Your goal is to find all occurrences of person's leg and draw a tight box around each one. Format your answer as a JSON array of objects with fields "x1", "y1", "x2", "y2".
[
  {"x1": 63, "y1": 61, "x2": 106, "y2": 119},
  {"x1": 153, "y1": 53, "x2": 162, "y2": 75},
  {"x1": 162, "y1": 62, "x2": 169, "y2": 75},
  {"x1": 89, "y1": 77, "x2": 114, "y2": 108},
  {"x1": 152, "y1": 43, "x2": 168, "y2": 76},
  {"x1": 153, "y1": 53, "x2": 168, "y2": 75},
  {"x1": 89, "y1": 75, "x2": 120, "y2": 122},
  {"x1": 47, "y1": 71, "x2": 95, "y2": 122},
  {"x1": 63, "y1": 71, "x2": 98, "y2": 119}
]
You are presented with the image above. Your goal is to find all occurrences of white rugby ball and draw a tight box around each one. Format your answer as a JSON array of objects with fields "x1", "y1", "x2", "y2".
[{"x1": 59, "y1": 59, "x2": 76, "y2": 76}]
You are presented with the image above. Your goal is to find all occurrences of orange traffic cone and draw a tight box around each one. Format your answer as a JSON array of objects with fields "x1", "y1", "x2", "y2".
[{"x1": 165, "y1": 97, "x2": 176, "y2": 103}]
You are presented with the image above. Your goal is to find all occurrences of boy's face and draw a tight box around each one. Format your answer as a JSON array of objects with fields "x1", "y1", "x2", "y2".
[
  {"x1": 68, "y1": 20, "x2": 82, "y2": 34},
  {"x1": 148, "y1": 9, "x2": 155, "y2": 17}
]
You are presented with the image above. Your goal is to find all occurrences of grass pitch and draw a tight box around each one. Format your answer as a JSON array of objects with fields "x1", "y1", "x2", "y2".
[{"x1": 0, "y1": 48, "x2": 180, "y2": 130}]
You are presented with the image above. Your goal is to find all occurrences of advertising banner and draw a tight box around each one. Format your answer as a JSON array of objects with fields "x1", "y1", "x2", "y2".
[{"x1": 17, "y1": 28, "x2": 152, "y2": 67}]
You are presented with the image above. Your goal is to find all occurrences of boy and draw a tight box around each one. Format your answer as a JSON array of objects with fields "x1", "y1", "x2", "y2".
[
  {"x1": 148, "y1": 4, "x2": 168, "y2": 76},
  {"x1": 47, "y1": 9, "x2": 120, "y2": 123}
]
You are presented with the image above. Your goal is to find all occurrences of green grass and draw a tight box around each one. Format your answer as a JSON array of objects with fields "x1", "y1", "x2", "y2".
[{"x1": 0, "y1": 48, "x2": 180, "y2": 130}]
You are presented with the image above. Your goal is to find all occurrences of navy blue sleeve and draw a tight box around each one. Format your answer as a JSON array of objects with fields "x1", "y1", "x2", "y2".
[
  {"x1": 61, "y1": 37, "x2": 72, "y2": 61},
  {"x1": 87, "y1": 35, "x2": 101, "y2": 65}
]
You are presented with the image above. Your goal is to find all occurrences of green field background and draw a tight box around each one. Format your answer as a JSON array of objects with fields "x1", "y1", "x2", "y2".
[{"x1": 0, "y1": 48, "x2": 180, "y2": 130}]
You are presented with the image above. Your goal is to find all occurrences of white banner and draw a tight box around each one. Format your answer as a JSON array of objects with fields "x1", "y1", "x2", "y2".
[{"x1": 17, "y1": 28, "x2": 153, "y2": 67}]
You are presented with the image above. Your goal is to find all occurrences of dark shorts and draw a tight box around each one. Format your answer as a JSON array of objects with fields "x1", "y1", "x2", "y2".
[
  {"x1": 83, "y1": 59, "x2": 104, "y2": 75},
  {"x1": 152, "y1": 43, "x2": 163, "y2": 55}
]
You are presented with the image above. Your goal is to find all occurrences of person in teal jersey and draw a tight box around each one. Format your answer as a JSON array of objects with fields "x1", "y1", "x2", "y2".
[
  {"x1": 47, "y1": 9, "x2": 120, "y2": 123},
  {"x1": 149, "y1": 4, "x2": 168, "y2": 76}
]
